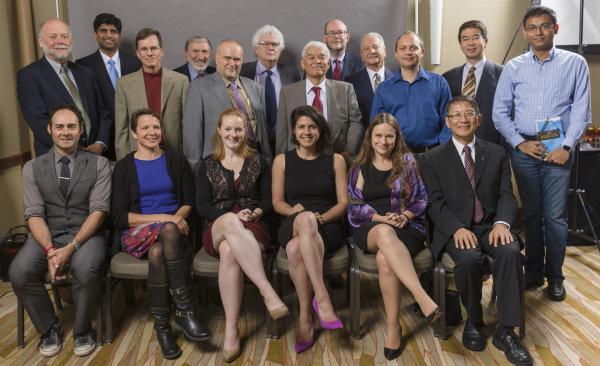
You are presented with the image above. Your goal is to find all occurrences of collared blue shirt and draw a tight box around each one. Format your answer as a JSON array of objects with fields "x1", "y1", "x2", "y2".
[
  {"x1": 371, "y1": 67, "x2": 452, "y2": 148},
  {"x1": 255, "y1": 61, "x2": 282, "y2": 105},
  {"x1": 493, "y1": 47, "x2": 592, "y2": 148}
]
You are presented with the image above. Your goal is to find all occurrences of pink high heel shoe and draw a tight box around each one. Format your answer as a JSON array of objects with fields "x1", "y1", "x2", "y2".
[{"x1": 312, "y1": 297, "x2": 343, "y2": 330}]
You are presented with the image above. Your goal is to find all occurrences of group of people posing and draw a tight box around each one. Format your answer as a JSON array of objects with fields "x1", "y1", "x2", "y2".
[{"x1": 11, "y1": 4, "x2": 591, "y2": 366}]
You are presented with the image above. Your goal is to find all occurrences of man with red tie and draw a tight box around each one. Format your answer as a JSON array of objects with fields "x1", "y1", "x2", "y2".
[
  {"x1": 275, "y1": 41, "x2": 362, "y2": 157},
  {"x1": 323, "y1": 19, "x2": 363, "y2": 81}
]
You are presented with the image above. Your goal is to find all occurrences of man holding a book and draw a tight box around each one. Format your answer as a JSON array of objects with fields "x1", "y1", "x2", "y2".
[{"x1": 493, "y1": 5, "x2": 592, "y2": 302}]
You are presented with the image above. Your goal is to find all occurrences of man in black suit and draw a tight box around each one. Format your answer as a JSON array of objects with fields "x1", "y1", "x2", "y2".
[
  {"x1": 174, "y1": 36, "x2": 216, "y2": 81},
  {"x1": 240, "y1": 25, "x2": 300, "y2": 150},
  {"x1": 421, "y1": 96, "x2": 532, "y2": 366},
  {"x1": 442, "y1": 20, "x2": 504, "y2": 145},
  {"x1": 17, "y1": 18, "x2": 110, "y2": 157},
  {"x1": 76, "y1": 13, "x2": 141, "y2": 160},
  {"x1": 323, "y1": 19, "x2": 363, "y2": 80},
  {"x1": 345, "y1": 32, "x2": 393, "y2": 128}
]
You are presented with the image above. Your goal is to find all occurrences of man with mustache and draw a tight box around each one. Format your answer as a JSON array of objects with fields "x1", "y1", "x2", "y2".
[
  {"x1": 17, "y1": 18, "x2": 111, "y2": 157},
  {"x1": 275, "y1": 41, "x2": 362, "y2": 157},
  {"x1": 76, "y1": 13, "x2": 142, "y2": 160},
  {"x1": 10, "y1": 105, "x2": 111, "y2": 358},
  {"x1": 174, "y1": 35, "x2": 215, "y2": 81},
  {"x1": 371, "y1": 31, "x2": 452, "y2": 153},
  {"x1": 114, "y1": 28, "x2": 189, "y2": 160}
]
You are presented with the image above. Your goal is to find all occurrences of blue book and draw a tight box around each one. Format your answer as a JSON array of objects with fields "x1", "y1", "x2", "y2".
[{"x1": 536, "y1": 117, "x2": 564, "y2": 152}]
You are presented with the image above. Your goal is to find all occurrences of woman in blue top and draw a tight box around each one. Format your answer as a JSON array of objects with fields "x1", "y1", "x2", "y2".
[{"x1": 111, "y1": 108, "x2": 211, "y2": 360}]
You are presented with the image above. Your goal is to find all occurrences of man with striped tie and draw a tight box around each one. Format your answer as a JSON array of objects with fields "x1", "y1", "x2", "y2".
[{"x1": 443, "y1": 20, "x2": 504, "y2": 146}]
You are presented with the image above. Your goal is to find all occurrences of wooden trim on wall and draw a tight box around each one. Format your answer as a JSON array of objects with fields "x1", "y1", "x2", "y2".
[{"x1": 0, "y1": 152, "x2": 31, "y2": 172}]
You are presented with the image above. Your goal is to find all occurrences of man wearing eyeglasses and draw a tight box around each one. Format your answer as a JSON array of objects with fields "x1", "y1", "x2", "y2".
[
  {"x1": 275, "y1": 41, "x2": 362, "y2": 156},
  {"x1": 17, "y1": 19, "x2": 111, "y2": 157},
  {"x1": 443, "y1": 20, "x2": 504, "y2": 146},
  {"x1": 240, "y1": 25, "x2": 301, "y2": 151},
  {"x1": 114, "y1": 28, "x2": 189, "y2": 160},
  {"x1": 493, "y1": 6, "x2": 592, "y2": 302},
  {"x1": 323, "y1": 19, "x2": 363, "y2": 81},
  {"x1": 422, "y1": 96, "x2": 532, "y2": 366}
]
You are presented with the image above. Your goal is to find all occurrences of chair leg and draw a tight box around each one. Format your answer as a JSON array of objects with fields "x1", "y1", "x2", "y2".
[
  {"x1": 96, "y1": 294, "x2": 103, "y2": 346},
  {"x1": 52, "y1": 284, "x2": 63, "y2": 311},
  {"x1": 350, "y1": 266, "x2": 361, "y2": 339},
  {"x1": 17, "y1": 299, "x2": 25, "y2": 348},
  {"x1": 123, "y1": 280, "x2": 134, "y2": 305},
  {"x1": 106, "y1": 273, "x2": 113, "y2": 343},
  {"x1": 271, "y1": 268, "x2": 282, "y2": 339},
  {"x1": 433, "y1": 263, "x2": 449, "y2": 339},
  {"x1": 520, "y1": 266, "x2": 526, "y2": 339}
]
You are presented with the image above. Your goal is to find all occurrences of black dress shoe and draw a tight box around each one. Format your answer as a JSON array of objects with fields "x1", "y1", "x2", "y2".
[
  {"x1": 462, "y1": 322, "x2": 486, "y2": 352},
  {"x1": 492, "y1": 328, "x2": 533, "y2": 366},
  {"x1": 384, "y1": 346, "x2": 402, "y2": 360},
  {"x1": 524, "y1": 275, "x2": 544, "y2": 290},
  {"x1": 547, "y1": 280, "x2": 566, "y2": 301}
]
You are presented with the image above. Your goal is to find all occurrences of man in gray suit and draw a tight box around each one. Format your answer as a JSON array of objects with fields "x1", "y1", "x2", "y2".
[
  {"x1": 240, "y1": 25, "x2": 300, "y2": 151},
  {"x1": 183, "y1": 39, "x2": 272, "y2": 163},
  {"x1": 276, "y1": 41, "x2": 362, "y2": 156},
  {"x1": 10, "y1": 105, "x2": 111, "y2": 358}
]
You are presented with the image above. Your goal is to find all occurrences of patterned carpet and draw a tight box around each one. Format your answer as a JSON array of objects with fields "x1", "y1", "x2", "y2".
[{"x1": 1, "y1": 245, "x2": 599, "y2": 365}]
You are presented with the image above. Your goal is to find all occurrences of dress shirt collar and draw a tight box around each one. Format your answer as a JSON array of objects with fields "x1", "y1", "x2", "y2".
[
  {"x1": 451, "y1": 136, "x2": 476, "y2": 162},
  {"x1": 256, "y1": 60, "x2": 279, "y2": 77},
  {"x1": 330, "y1": 51, "x2": 346, "y2": 65},
  {"x1": 187, "y1": 62, "x2": 200, "y2": 80},
  {"x1": 223, "y1": 76, "x2": 242, "y2": 89},
  {"x1": 395, "y1": 66, "x2": 429, "y2": 83},
  {"x1": 45, "y1": 55, "x2": 65, "y2": 72},
  {"x1": 99, "y1": 49, "x2": 120, "y2": 65},
  {"x1": 53, "y1": 147, "x2": 78, "y2": 165},
  {"x1": 366, "y1": 66, "x2": 385, "y2": 81},
  {"x1": 530, "y1": 46, "x2": 557, "y2": 63},
  {"x1": 305, "y1": 78, "x2": 327, "y2": 94},
  {"x1": 464, "y1": 57, "x2": 486, "y2": 70}
]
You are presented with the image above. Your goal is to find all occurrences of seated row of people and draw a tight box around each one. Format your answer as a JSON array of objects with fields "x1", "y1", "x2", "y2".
[{"x1": 10, "y1": 97, "x2": 531, "y2": 365}]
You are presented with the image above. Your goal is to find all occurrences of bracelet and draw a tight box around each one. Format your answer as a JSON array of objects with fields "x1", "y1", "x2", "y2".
[
  {"x1": 43, "y1": 245, "x2": 55, "y2": 255},
  {"x1": 70, "y1": 239, "x2": 82, "y2": 251}
]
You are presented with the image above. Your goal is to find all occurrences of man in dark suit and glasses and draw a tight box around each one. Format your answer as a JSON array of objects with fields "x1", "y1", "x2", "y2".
[
  {"x1": 76, "y1": 13, "x2": 142, "y2": 160},
  {"x1": 442, "y1": 20, "x2": 504, "y2": 145},
  {"x1": 421, "y1": 96, "x2": 532, "y2": 366},
  {"x1": 323, "y1": 19, "x2": 363, "y2": 81},
  {"x1": 17, "y1": 19, "x2": 111, "y2": 157}
]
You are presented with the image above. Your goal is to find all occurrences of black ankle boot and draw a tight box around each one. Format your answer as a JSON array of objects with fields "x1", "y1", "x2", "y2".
[
  {"x1": 165, "y1": 259, "x2": 212, "y2": 341},
  {"x1": 148, "y1": 282, "x2": 181, "y2": 359}
]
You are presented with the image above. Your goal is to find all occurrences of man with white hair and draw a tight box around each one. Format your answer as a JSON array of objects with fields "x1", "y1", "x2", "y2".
[
  {"x1": 174, "y1": 36, "x2": 216, "y2": 81},
  {"x1": 241, "y1": 25, "x2": 300, "y2": 150},
  {"x1": 345, "y1": 32, "x2": 394, "y2": 127},
  {"x1": 17, "y1": 18, "x2": 111, "y2": 157},
  {"x1": 275, "y1": 41, "x2": 362, "y2": 156}
]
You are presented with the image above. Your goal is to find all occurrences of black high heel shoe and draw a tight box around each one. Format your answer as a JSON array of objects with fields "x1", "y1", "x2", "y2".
[
  {"x1": 383, "y1": 326, "x2": 402, "y2": 360},
  {"x1": 425, "y1": 306, "x2": 443, "y2": 325}
]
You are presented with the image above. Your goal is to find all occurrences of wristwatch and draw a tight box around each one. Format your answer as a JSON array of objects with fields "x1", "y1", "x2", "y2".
[
  {"x1": 70, "y1": 239, "x2": 81, "y2": 251},
  {"x1": 562, "y1": 145, "x2": 571, "y2": 152}
]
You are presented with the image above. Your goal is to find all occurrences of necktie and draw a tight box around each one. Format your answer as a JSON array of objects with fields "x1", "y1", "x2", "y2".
[
  {"x1": 107, "y1": 59, "x2": 119, "y2": 89},
  {"x1": 58, "y1": 156, "x2": 70, "y2": 198},
  {"x1": 263, "y1": 70, "x2": 277, "y2": 137},
  {"x1": 229, "y1": 82, "x2": 256, "y2": 141},
  {"x1": 311, "y1": 86, "x2": 323, "y2": 112},
  {"x1": 333, "y1": 59, "x2": 342, "y2": 80},
  {"x1": 463, "y1": 145, "x2": 484, "y2": 223},
  {"x1": 462, "y1": 66, "x2": 476, "y2": 97},
  {"x1": 373, "y1": 73, "x2": 381, "y2": 90},
  {"x1": 60, "y1": 65, "x2": 91, "y2": 138}
]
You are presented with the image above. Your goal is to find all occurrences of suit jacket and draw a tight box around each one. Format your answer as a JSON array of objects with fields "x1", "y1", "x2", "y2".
[
  {"x1": 326, "y1": 52, "x2": 364, "y2": 80},
  {"x1": 420, "y1": 138, "x2": 517, "y2": 258},
  {"x1": 182, "y1": 73, "x2": 272, "y2": 163},
  {"x1": 239, "y1": 61, "x2": 301, "y2": 86},
  {"x1": 173, "y1": 63, "x2": 216, "y2": 81},
  {"x1": 345, "y1": 67, "x2": 394, "y2": 127},
  {"x1": 442, "y1": 60, "x2": 504, "y2": 145},
  {"x1": 114, "y1": 68, "x2": 189, "y2": 160},
  {"x1": 16, "y1": 57, "x2": 111, "y2": 156},
  {"x1": 275, "y1": 79, "x2": 363, "y2": 155}
]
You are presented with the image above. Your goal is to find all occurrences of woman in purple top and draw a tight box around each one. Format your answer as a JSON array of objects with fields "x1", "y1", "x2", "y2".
[
  {"x1": 347, "y1": 113, "x2": 440, "y2": 360},
  {"x1": 111, "y1": 109, "x2": 211, "y2": 360}
]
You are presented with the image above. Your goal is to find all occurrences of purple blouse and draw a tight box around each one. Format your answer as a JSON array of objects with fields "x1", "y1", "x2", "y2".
[{"x1": 347, "y1": 154, "x2": 428, "y2": 233}]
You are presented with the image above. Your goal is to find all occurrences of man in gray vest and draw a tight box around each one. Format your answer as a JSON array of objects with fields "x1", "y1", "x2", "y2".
[{"x1": 9, "y1": 105, "x2": 111, "y2": 358}]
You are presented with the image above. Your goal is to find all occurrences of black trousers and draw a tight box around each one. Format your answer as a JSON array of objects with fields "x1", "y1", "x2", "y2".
[
  {"x1": 445, "y1": 224, "x2": 524, "y2": 327},
  {"x1": 9, "y1": 234, "x2": 106, "y2": 335}
]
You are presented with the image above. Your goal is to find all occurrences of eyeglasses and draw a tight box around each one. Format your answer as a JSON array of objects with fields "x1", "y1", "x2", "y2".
[
  {"x1": 460, "y1": 34, "x2": 483, "y2": 42},
  {"x1": 258, "y1": 41, "x2": 281, "y2": 48},
  {"x1": 325, "y1": 30, "x2": 348, "y2": 37},
  {"x1": 524, "y1": 23, "x2": 555, "y2": 33},
  {"x1": 447, "y1": 111, "x2": 479, "y2": 120}
]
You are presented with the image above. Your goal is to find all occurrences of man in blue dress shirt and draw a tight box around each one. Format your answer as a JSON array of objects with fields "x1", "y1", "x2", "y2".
[
  {"x1": 493, "y1": 6, "x2": 592, "y2": 302},
  {"x1": 371, "y1": 31, "x2": 452, "y2": 152}
]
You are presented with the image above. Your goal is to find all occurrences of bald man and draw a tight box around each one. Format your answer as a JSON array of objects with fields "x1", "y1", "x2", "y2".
[
  {"x1": 17, "y1": 19, "x2": 111, "y2": 156},
  {"x1": 323, "y1": 19, "x2": 363, "y2": 80},
  {"x1": 183, "y1": 39, "x2": 272, "y2": 163}
]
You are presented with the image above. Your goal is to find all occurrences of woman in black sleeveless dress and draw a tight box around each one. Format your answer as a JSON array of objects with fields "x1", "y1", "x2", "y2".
[
  {"x1": 272, "y1": 106, "x2": 348, "y2": 353},
  {"x1": 347, "y1": 113, "x2": 440, "y2": 360}
]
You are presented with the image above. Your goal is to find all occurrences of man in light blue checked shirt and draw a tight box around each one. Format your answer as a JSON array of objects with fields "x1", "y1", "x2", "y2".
[{"x1": 493, "y1": 6, "x2": 591, "y2": 304}]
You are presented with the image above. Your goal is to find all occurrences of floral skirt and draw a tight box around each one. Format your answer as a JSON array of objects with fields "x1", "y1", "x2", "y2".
[{"x1": 120, "y1": 222, "x2": 167, "y2": 258}]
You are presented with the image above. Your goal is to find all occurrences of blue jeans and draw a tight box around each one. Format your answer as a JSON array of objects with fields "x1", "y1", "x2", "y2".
[{"x1": 510, "y1": 149, "x2": 572, "y2": 281}]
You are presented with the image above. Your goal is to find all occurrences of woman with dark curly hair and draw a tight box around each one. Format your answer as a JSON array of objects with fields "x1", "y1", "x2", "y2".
[{"x1": 347, "y1": 112, "x2": 441, "y2": 360}]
